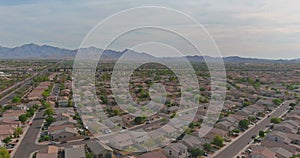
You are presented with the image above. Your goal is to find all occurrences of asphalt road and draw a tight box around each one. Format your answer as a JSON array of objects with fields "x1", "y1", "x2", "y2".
[
  {"x1": 213, "y1": 100, "x2": 293, "y2": 158},
  {"x1": 13, "y1": 110, "x2": 92, "y2": 158},
  {"x1": 0, "y1": 79, "x2": 32, "y2": 105},
  {"x1": 0, "y1": 72, "x2": 37, "y2": 98},
  {"x1": 13, "y1": 110, "x2": 47, "y2": 158}
]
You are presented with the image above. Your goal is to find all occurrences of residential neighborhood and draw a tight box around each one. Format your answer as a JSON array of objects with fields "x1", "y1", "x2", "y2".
[{"x1": 0, "y1": 59, "x2": 299, "y2": 158}]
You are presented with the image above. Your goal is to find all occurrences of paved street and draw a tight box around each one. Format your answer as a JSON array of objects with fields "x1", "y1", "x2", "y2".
[
  {"x1": 0, "y1": 63, "x2": 60, "y2": 105},
  {"x1": 0, "y1": 72, "x2": 38, "y2": 98},
  {"x1": 13, "y1": 109, "x2": 93, "y2": 158},
  {"x1": 13, "y1": 110, "x2": 47, "y2": 158},
  {"x1": 213, "y1": 100, "x2": 293, "y2": 158},
  {"x1": 0, "y1": 79, "x2": 32, "y2": 105}
]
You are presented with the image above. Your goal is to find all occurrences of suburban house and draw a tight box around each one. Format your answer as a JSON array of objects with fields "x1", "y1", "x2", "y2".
[
  {"x1": 48, "y1": 124, "x2": 75, "y2": 133},
  {"x1": 109, "y1": 133, "x2": 133, "y2": 150},
  {"x1": 137, "y1": 151, "x2": 167, "y2": 158},
  {"x1": 121, "y1": 114, "x2": 134, "y2": 126},
  {"x1": 270, "y1": 147, "x2": 293, "y2": 158},
  {"x1": 56, "y1": 112, "x2": 73, "y2": 121},
  {"x1": 256, "y1": 98, "x2": 275, "y2": 107},
  {"x1": 27, "y1": 81, "x2": 51, "y2": 100},
  {"x1": 64, "y1": 145, "x2": 86, "y2": 158},
  {"x1": 159, "y1": 124, "x2": 177, "y2": 138},
  {"x1": 57, "y1": 96, "x2": 69, "y2": 107},
  {"x1": 48, "y1": 72, "x2": 59, "y2": 81},
  {"x1": 180, "y1": 134, "x2": 204, "y2": 150},
  {"x1": 163, "y1": 143, "x2": 188, "y2": 158},
  {"x1": 129, "y1": 130, "x2": 148, "y2": 146},
  {"x1": 27, "y1": 100, "x2": 42, "y2": 108},
  {"x1": 261, "y1": 139, "x2": 299, "y2": 155},
  {"x1": 222, "y1": 116, "x2": 238, "y2": 127},
  {"x1": 0, "y1": 124, "x2": 16, "y2": 139},
  {"x1": 60, "y1": 89, "x2": 71, "y2": 96},
  {"x1": 274, "y1": 123, "x2": 298, "y2": 134},
  {"x1": 266, "y1": 131, "x2": 291, "y2": 144},
  {"x1": 204, "y1": 128, "x2": 228, "y2": 141},
  {"x1": 64, "y1": 80, "x2": 72, "y2": 89},
  {"x1": 86, "y1": 140, "x2": 113, "y2": 158},
  {"x1": 229, "y1": 114, "x2": 247, "y2": 122},
  {"x1": 0, "y1": 119, "x2": 21, "y2": 127},
  {"x1": 50, "y1": 119, "x2": 77, "y2": 127},
  {"x1": 287, "y1": 133, "x2": 300, "y2": 145},
  {"x1": 107, "y1": 116, "x2": 124, "y2": 127},
  {"x1": 47, "y1": 95, "x2": 57, "y2": 102},
  {"x1": 215, "y1": 121, "x2": 232, "y2": 131},
  {"x1": 148, "y1": 130, "x2": 164, "y2": 140},
  {"x1": 286, "y1": 114, "x2": 300, "y2": 122},
  {"x1": 50, "y1": 127, "x2": 79, "y2": 141},
  {"x1": 250, "y1": 146, "x2": 276, "y2": 158},
  {"x1": 36, "y1": 145, "x2": 59, "y2": 158},
  {"x1": 2, "y1": 110, "x2": 25, "y2": 121},
  {"x1": 85, "y1": 120, "x2": 110, "y2": 134}
]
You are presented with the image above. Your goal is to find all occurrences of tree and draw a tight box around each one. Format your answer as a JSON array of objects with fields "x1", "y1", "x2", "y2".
[
  {"x1": 26, "y1": 107, "x2": 35, "y2": 117},
  {"x1": 18, "y1": 114, "x2": 27, "y2": 124},
  {"x1": 32, "y1": 104, "x2": 39, "y2": 110},
  {"x1": 113, "y1": 109, "x2": 121, "y2": 116},
  {"x1": 0, "y1": 147, "x2": 10, "y2": 158},
  {"x1": 259, "y1": 131, "x2": 265, "y2": 137},
  {"x1": 189, "y1": 122, "x2": 195, "y2": 129},
  {"x1": 43, "y1": 135, "x2": 50, "y2": 141},
  {"x1": 203, "y1": 143, "x2": 212, "y2": 152},
  {"x1": 289, "y1": 103, "x2": 296, "y2": 107},
  {"x1": 232, "y1": 129, "x2": 240, "y2": 133},
  {"x1": 44, "y1": 107, "x2": 54, "y2": 116},
  {"x1": 271, "y1": 117, "x2": 282, "y2": 124},
  {"x1": 134, "y1": 116, "x2": 147, "y2": 124},
  {"x1": 45, "y1": 115, "x2": 55, "y2": 126},
  {"x1": 86, "y1": 152, "x2": 94, "y2": 158},
  {"x1": 243, "y1": 101, "x2": 250, "y2": 107},
  {"x1": 42, "y1": 101, "x2": 51, "y2": 108},
  {"x1": 239, "y1": 119, "x2": 250, "y2": 130},
  {"x1": 190, "y1": 148, "x2": 204, "y2": 158},
  {"x1": 248, "y1": 116, "x2": 256, "y2": 122},
  {"x1": 68, "y1": 99, "x2": 73, "y2": 107},
  {"x1": 42, "y1": 90, "x2": 50, "y2": 98},
  {"x1": 12, "y1": 96, "x2": 21, "y2": 103},
  {"x1": 212, "y1": 135, "x2": 224, "y2": 147},
  {"x1": 272, "y1": 99, "x2": 283, "y2": 106},
  {"x1": 14, "y1": 127, "x2": 23, "y2": 137},
  {"x1": 3, "y1": 137, "x2": 11, "y2": 144},
  {"x1": 3, "y1": 105, "x2": 12, "y2": 111},
  {"x1": 100, "y1": 95, "x2": 108, "y2": 104}
]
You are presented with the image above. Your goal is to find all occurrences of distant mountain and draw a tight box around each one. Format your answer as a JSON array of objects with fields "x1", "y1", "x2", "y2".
[
  {"x1": 0, "y1": 44, "x2": 155, "y2": 60},
  {"x1": 0, "y1": 43, "x2": 299, "y2": 63},
  {"x1": 0, "y1": 43, "x2": 76, "y2": 59}
]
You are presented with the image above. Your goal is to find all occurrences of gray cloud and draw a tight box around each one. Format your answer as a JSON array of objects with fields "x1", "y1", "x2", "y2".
[{"x1": 0, "y1": 0, "x2": 299, "y2": 59}]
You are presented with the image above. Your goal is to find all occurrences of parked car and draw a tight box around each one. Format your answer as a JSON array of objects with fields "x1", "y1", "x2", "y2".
[
  {"x1": 84, "y1": 137, "x2": 90, "y2": 140},
  {"x1": 48, "y1": 141, "x2": 56, "y2": 145}
]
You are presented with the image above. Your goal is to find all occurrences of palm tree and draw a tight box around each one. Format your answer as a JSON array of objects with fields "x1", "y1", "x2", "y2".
[{"x1": 14, "y1": 127, "x2": 23, "y2": 137}]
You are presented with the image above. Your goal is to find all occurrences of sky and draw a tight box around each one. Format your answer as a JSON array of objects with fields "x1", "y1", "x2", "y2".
[{"x1": 0, "y1": 0, "x2": 299, "y2": 59}]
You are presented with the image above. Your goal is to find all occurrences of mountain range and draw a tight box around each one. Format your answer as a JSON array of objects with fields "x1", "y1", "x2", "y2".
[{"x1": 0, "y1": 43, "x2": 299, "y2": 63}]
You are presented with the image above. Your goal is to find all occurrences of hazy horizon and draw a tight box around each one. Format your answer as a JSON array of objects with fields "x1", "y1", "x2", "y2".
[{"x1": 0, "y1": 42, "x2": 300, "y2": 60}]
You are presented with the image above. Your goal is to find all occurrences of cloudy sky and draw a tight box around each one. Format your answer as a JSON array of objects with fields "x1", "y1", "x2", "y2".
[{"x1": 0, "y1": 0, "x2": 299, "y2": 59}]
